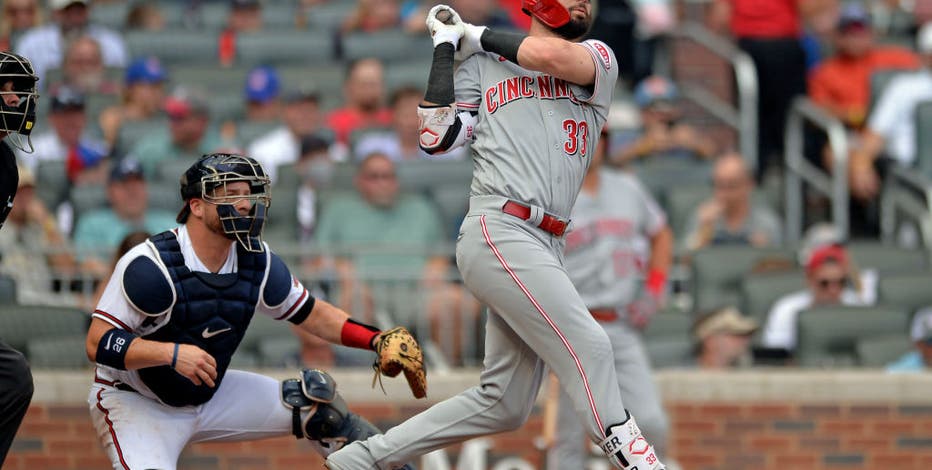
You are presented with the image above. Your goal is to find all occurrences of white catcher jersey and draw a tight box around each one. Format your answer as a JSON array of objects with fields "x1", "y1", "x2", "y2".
[
  {"x1": 91, "y1": 226, "x2": 312, "y2": 400},
  {"x1": 454, "y1": 40, "x2": 619, "y2": 218},
  {"x1": 564, "y1": 169, "x2": 666, "y2": 309}
]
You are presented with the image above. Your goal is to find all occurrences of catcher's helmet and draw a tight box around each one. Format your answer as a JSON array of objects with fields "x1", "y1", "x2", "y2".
[
  {"x1": 522, "y1": 0, "x2": 571, "y2": 28},
  {"x1": 0, "y1": 51, "x2": 39, "y2": 152},
  {"x1": 177, "y1": 153, "x2": 271, "y2": 253}
]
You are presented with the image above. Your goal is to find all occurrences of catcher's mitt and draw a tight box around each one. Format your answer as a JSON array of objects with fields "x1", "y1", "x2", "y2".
[{"x1": 372, "y1": 327, "x2": 427, "y2": 399}]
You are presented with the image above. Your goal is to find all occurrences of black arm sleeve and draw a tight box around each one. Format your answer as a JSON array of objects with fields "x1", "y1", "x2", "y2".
[
  {"x1": 0, "y1": 142, "x2": 18, "y2": 230},
  {"x1": 480, "y1": 29, "x2": 525, "y2": 65},
  {"x1": 424, "y1": 43, "x2": 456, "y2": 105}
]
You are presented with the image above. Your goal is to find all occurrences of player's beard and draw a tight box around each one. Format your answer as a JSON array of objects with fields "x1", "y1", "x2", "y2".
[{"x1": 552, "y1": 16, "x2": 591, "y2": 41}]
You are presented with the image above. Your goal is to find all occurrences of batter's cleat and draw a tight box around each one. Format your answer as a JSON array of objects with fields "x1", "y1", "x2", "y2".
[{"x1": 599, "y1": 411, "x2": 665, "y2": 470}]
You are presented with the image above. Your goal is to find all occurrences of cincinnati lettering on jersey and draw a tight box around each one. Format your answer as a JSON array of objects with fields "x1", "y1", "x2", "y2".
[
  {"x1": 485, "y1": 75, "x2": 581, "y2": 114},
  {"x1": 565, "y1": 218, "x2": 634, "y2": 252}
]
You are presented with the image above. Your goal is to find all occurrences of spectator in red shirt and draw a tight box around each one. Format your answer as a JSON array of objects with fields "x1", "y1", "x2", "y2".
[
  {"x1": 808, "y1": 4, "x2": 920, "y2": 129},
  {"x1": 709, "y1": 0, "x2": 838, "y2": 181},
  {"x1": 326, "y1": 57, "x2": 392, "y2": 146}
]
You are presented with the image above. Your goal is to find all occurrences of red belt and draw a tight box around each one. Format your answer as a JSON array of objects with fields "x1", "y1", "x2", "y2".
[
  {"x1": 590, "y1": 308, "x2": 619, "y2": 322},
  {"x1": 502, "y1": 200, "x2": 568, "y2": 237}
]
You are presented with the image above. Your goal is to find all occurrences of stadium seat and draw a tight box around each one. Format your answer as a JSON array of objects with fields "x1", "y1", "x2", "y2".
[
  {"x1": 148, "y1": 181, "x2": 184, "y2": 213},
  {"x1": 385, "y1": 60, "x2": 432, "y2": 93},
  {"x1": 239, "y1": 313, "x2": 293, "y2": 355},
  {"x1": 663, "y1": 184, "x2": 709, "y2": 237},
  {"x1": 257, "y1": 336, "x2": 302, "y2": 368},
  {"x1": 690, "y1": 246, "x2": 796, "y2": 314},
  {"x1": 236, "y1": 121, "x2": 279, "y2": 146},
  {"x1": 0, "y1": 305, "x2": 89, "y2": 352},
  {"x1": 915, "y1": 100, "x2": 932, "y2": 178},
  {"x1": 645, "y1": 337, "x2": 692, "y2": 368},
  {"x1": 35, "y1": 160, "x2": 69, "y2": 210},
  {"x1": 341, "y1": 30, "x2": 432, "y2": 62},
  {"x1": 263, "y1": 164, "x2": 301, "y2": 248},
  {"x1": 796, "y1": 305, "x2": 910, "y2": 367},
  {"x1": 855, "y1": 334, "x2": 913, "y2": 367},
  {"x1": 208, "y1": 92, "x2": 245, "y2": 122},
  {"x1": 236, "y1": 31, "x2": 335, "y2": 66},
  {"x1": 429, "y1": 184, "x2": 470, "y2": 240},
  {"x1": 0, "y1": 275, "x2": 16, "y2": 305},
  {"x1": 155, "y1": 158, "x2": 200, "y2": 187},
  {"x1": 644, "y1": 308, "x2": 693, "y2": 339},
  {"x1": 632, "y1": 158, "x2": 713, "y2": 205},
  {"x1": 396, "y1": 159, "x2": 474, "y2": 193},
  {"x1": 125, "y1": 30, "x2": 219, "y2": 65},
  {"x1": 169, "y1": 65, "x2": 249, "y2": 96},
  {"x1": 69, "y1": 185, "x2": 109, "y2": 223},
  {"x1": 877, "y1": 272, "x2": 932, "y2": 315},
  {"x1": 846, "y1": 241, "x2": 928, "y2": 272},
  {"x1": 26, "y1": 336, "x2": 90, "y2": 369},
  {"x1": 89, "y1": 2, "x2": 130, "y2": 29},
  {"x1": 116, "y1": 119, "x2": 168, "y2": 156},
  {"x1": 304, "y1": 2, "x2": 357, "y2": 29},
  {"x1": 740, "y1": 270, "x2": 806, "y2": 323}
]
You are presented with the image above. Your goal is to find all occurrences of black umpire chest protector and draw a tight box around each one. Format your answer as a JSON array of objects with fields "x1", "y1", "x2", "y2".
[{"x1": 138, "y1": 231, "x2": 267, "y2": 407}]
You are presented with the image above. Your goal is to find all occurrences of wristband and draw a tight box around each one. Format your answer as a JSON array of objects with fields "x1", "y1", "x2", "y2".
[
  {"x1": 341, "y1": 319, "x2": 380, "y2": 351},
  {"x1": 171, "y1": 343, "x2": 179, "y2": 369},
  {"x1": 645, "y1": 269, "x2": 667, "y2": 296},
  {"x1": 96, "y1": 328, "x2": 138, "y2": 370}
]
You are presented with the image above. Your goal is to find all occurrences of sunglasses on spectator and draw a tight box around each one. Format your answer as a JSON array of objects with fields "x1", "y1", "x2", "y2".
[
  {"x1": 360, "y1": 171, "x2": 396, "y2": 181},
  {"x1": 816, "y1": 277, "x2": 848, "y2": 289}
]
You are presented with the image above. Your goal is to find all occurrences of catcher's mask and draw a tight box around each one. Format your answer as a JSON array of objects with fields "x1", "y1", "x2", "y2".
[
  {"x1": 522, "y1": 0, "x2": 571, "y2": 28},
  {"x1": 0, "y1": 51, "x2": 39, "y2": 153},
  {"x1": 177, "y1": 153, "x2": 271, "y2": 253}
]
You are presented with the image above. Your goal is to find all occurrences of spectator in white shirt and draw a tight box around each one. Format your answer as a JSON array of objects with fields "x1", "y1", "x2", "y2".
[
  {"x1": 247, "y1": 84, "x2": 334, "y2": 183},
  {"x1": 761, "y1": 244, "x2": 870, "y2": 352},
  {"x1": 15, "y1": 0, "x2": 127, "y2": 85},
  {"x1": 848, "y1": 21, "x2": 932, "y2": 201}
]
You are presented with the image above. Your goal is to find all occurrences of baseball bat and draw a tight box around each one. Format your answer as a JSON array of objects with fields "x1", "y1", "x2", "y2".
[
  {"x1": 534, "y1": 372, "x2": 560, "y2": 453},
  {"x1": 435, "y1": 9, "x2": 454, "y2": 24}
]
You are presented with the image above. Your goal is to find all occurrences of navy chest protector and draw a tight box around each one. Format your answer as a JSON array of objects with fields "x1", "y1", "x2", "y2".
[{"x1": 136, "y1": 231, "x2": 267, "y2": 407}]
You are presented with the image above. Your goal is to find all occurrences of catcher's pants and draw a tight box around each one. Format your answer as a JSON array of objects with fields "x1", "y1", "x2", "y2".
[
  {"x1": 547, "y1": 320, "x2": 669, "y2": 469},
  {"x1": 88, "y1": 370, "x2": 293, "y2": 470},
  {"x1": 327, "y1": 196, "x2": 636, "y2": 469},
  {"x1": 0, "y1": 338, "x2": 32, "y2": 467}
]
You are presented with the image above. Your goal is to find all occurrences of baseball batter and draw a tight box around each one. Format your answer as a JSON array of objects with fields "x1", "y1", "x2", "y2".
[
  {"x1": 84, "y1": 153, "x2": 422, "y2": 470},
  {"x1": 548, "y1": 129, "x2": 673, "y2": 469},
  {"x1": 327, "y1": 1, "x2": 666, "y2": 469}
]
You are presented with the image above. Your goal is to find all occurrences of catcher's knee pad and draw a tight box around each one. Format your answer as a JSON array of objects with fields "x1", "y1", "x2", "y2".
[
  {"x1": 599, "y1": 410, "x2": 665, "y2": 470},
  {"x1": 281, "y1": 369, "x2": 379, "y2": 451}
]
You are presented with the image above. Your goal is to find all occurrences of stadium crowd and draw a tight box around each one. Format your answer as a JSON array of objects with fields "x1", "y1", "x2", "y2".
[{"x1": 2, "y1": 0, "x2": 932, "y2": 374}]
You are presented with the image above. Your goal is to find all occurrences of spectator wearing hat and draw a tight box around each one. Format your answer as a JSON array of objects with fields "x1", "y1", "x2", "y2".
[
  {"x1": 54, "y1": 35, "x2": 121, "y2": 96},
  {"x1": 0, "y1": 165, "x2": 76, "y2": 305},
  {"x1": 848, "y1": 22, "x2": 932, "y2": 202},
  {"x1": 808, "y1": 4, "x2": 919, "y2": 130},
  {"x1": 887, "y1": 309, "x2": 932, "y2": 372},
  {"x1": 99, "y1": 56, "x2": 169, "y2": 149},
  {"x1": 691, "y1": 307, "x2": 759, "y2": 369},
  {"x1": 761, "y1": 244, "x2": 872, "y2": 353},
  {"x1": 129, "y1": 85, "x2": 227, "y2": 177},
  {"x1": 248, "y1": 83, "x2": 333, "y2": 183},
  {"x1": 17, "y1": 86, "x2": 109, "y2": 186},
  {"x1": 15, "y1": 0, "x2": 128, "y2": 84},
  {"x1": 243, "y1": 65, "x2": 281, "y2": 122},
  {"x1": 71, "y1": 158, "x2": 176, "y2": 277},
  {"x1": 682, "y1": 152, "x2": 782, "y2": 252},
  {"x1": 611, "y1": 75, "x2": 716, "y2": 167},
  {"x1": 227, "y1": 0, "x2": 263, "y2": 33},
  {"x1": 353, "y1": 85, "x2": 467, "y2": 162}
]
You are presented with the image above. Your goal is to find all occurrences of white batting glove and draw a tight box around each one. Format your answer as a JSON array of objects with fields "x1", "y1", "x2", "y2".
[
  {"x1": 426, "y1": 5, "x2": 465, "y2": 49},
  {"x1": 455, "y1": 22, "x2": 487, "y2": 61}
]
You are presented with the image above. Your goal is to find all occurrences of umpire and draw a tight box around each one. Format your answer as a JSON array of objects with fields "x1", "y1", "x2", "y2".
[{"x1": 0, "y1": 50, "x2": 40, "y2": 466}]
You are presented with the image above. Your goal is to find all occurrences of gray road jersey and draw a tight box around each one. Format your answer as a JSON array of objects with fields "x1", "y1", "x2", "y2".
[
  {"x1": 564, "y1": 169, "x2": 666, "y2": 309},
  {"x1": 454, "y1": 40, "x2": 619, "y2": 218}
]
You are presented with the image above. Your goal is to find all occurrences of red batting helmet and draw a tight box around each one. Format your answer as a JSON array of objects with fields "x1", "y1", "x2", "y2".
[{"x1": 522, "y1": 0, "x2": 571, "y2": 28}]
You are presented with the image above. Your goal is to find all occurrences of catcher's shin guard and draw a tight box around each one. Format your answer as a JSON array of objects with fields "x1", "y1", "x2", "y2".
[
  {"x1": 281, "y1": 369, "x2": 416, "y2": 469},
  {"x1": 599, "y1": 411, "x2": 665, "y2": 470}
]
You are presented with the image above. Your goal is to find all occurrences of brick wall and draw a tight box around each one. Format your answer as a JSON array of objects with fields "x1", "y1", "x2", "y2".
[{"x1": 8, "y1": 399, "x2": 932, "y2": 470}]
